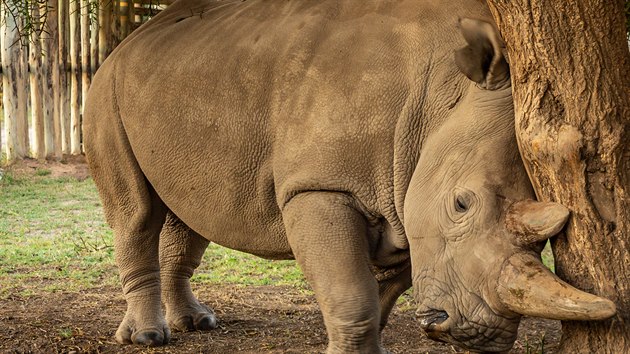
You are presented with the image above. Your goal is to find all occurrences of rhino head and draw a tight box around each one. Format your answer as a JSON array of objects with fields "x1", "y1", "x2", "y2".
[{"x1": 403, "y1": 18, "x2": 616, "y2": 352}]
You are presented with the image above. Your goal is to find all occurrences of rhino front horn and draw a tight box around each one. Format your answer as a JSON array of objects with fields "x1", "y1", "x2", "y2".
[
  {"x1": 497, "y1": 253, "x2": 617, "y2": 321},
  {"x1": 505, "y1": 200, "x2": 570, "y2": 245}
]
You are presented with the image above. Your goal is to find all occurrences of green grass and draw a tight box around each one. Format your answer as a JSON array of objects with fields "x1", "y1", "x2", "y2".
[
  {"x1": 0, "y1": 172, "x2": 117, "y2": 298},
  {"x1": 0, "y1": 170, "x2": 306, "y2": 299}
]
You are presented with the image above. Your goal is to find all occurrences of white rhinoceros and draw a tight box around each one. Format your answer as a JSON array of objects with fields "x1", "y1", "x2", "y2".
[{"x1": 84, "y1": 0, "x2": 616, "y2": 352}]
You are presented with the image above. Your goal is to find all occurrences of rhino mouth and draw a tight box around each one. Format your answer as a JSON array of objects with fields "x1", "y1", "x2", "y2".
[
  {"x1": 417, "y1": 309, "x2": 449, "y2": 333},
  {"x1": 416, "y1": 308, "x2": 518, "y2": 352}
]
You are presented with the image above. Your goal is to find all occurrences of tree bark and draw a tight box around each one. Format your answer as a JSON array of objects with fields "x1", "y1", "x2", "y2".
[
  {"x1": 98, "y1": 0, "x2": 111, "y2": 69},
  {"x1": 120, "y1": 0, "x2": 129, "y2": 38},
  {"x1": 90, "y1": 0, "x2": 99, "y2": 76},
  {"x1": 486, "y1": 0, "x2": 630, "y2": 352},
  {"x1": 59, "y1": 0, "x2": 70, "y2": 154},
  {"x1": 1, "y1": 4, "x2": 28, "y2": 162},
  {"x1": 70, "y1": 0, "x2": 82, "y2": 154},
  {"x1": 44, "y1": 0, "x2": 62, "y2": 159},
  {"x1": 29, "y1": 4, "x2": 46, "y2": 160},
  {"x1": 80, "y1": 0, "x2": 91, "y2": 153}
]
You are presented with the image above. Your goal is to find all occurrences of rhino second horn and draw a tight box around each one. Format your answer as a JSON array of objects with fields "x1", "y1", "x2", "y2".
[
  {"x1": 505, "y1": 200, "x2": 570, "y2": 245},
  {"x1": 497, "y1": 253, "x2": 617, "y2": 321}
]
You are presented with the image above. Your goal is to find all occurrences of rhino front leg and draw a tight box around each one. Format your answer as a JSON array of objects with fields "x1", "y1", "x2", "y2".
[
  {"x1": 283, "y1": 192, "x2": 384, "y2": 354},
  {"x1": 159, "y1": 211, "x2": 217, "y2": 332},
  {"x1": 376, "y1": 263, "x2": 412, "y2": 331}
]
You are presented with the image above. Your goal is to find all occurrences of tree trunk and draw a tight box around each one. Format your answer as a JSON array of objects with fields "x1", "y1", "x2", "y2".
[
  {"x1": 120, "y1": 0, "x2": 129, "y2": 38},
  {"x1": 29, "y1": 4, "x2": 46, "y2": 160},
  {"x1": 486, "y1": 0, "x2": 630, "y2": 352},
  {"x1": 70, "y1": 0, "x2": 82, "y2": 154},
  {"x1": 90, "y1": 1, "x2": 99, "y2": 76},
  {"x1": 44, "y1": 0, "x2": 61, "y2": 159},
  {"x1": 80, "y1": 0, "x2": 91, "y2": 153},
  {"x1": 59, "y1": 0, "x2": 70, "y2": 154},
  {"x1": 112, "y1": 0, "x2": 121, "y2": 48},
  {"x1": 98, "y1": 0, "x2": 111, "y2": 69},
  {"x1": 1, "y1": 4, "x2": 28, "y2": 162}
]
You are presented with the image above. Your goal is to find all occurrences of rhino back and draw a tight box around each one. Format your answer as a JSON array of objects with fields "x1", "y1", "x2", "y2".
[{"x1": 107, "y1": 0, "x2": 492, "y2": 258}]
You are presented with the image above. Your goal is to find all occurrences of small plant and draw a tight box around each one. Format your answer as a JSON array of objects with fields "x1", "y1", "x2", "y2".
[
  {"x1": 524, "y1": 334, "x2": 546, "y2": 354},
  {"x1": 58, "y1": 327, "x2": 74, "y2": 339},
  {"x1": 35, "y1": 168, "x2": 51, "y2": 176}
]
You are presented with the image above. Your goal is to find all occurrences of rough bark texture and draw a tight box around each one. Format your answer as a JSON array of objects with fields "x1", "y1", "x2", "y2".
[
  {"x1": 486, "y1": 0, "x2": 630, "y2": 352},
  {"x1": 80, "y1": 0, "x2": 91, "y2": 151},
  {"x1": 1, "y1": 7, "x2": 29, "y2": 162},
  {"x1": 90, "y1": 8, "x2": 99, "y2": 77},
  {"x1": 98, "y1": 0, "x2": 112, "y2": 70},
  {"x1": 59, "y1": 0, "x2": 70, "y2": 154},
  {"x1": 44, "y1": 0, "x2": 61, "y2": 159},
  {"x1": 29, "y1": 4, "x2": 46, "y2": 160},
  {"x1": 70, "y1": 0, "x2": 82, "y2": 154}
]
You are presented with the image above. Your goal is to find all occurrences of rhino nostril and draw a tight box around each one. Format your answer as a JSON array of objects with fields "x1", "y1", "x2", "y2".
[{"x1": 417, "y1": 310, "x2": 449, "y2": 332}]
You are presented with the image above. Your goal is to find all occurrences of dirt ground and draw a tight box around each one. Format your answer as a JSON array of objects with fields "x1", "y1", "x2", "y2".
[
  {"x1": 0, "y1": 284, "x2": 560, "y2": 354},
  {"x1": 0, "y1": 157, "x2": 561, "y2": 353}
]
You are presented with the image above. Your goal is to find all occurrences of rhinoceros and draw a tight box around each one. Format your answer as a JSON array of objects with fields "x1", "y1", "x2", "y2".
[{"x1": 83, "y1": 0, "x2": 616, "y2": 352}]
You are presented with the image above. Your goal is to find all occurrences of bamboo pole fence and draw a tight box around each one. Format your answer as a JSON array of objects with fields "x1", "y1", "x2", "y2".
[{"x1": 0, "y1": 0, "x2": 169, "y2": 164}]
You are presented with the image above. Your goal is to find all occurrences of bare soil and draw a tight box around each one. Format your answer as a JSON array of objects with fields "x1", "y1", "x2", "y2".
[
  {"x1": 0, "y1": 285, "x2": 560, "y2": 354},
  {"x1": 0, "y1": 157, "x2": 561, "y2": 353}
]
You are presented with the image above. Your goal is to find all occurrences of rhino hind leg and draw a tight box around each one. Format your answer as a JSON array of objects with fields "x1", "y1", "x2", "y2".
[
  {"x1": 84, "y1": 75, "x2": 170, "y2": 346},
  {"x1": 84, "y1": 72, "x2": 170, "y2": 346},
  {"x1": 159, "y1": 211, "x2": 217, "y2": 332}
]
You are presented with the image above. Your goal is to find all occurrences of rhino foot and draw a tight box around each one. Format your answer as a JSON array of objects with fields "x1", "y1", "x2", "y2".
[
  {"x1": 115, "y1": 316, "x2": 171, "y2": 346},
  {"x1": 166, "y1": 302, "x2": 218, "y2": 332}
]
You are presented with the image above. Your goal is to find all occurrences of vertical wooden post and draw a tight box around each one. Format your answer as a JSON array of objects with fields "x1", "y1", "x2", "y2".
[
  {"x1": 43, "y1": 0, "x2": 61, "y2": 159},
  {"x1": 70, "y1": 0, "x2": 82, "y2": 154},
  {"x1": 80, "y1": 0, "x2": 91, "y2": 153},
  {"x1": 98, "y1": 0, "x2": 111, "y2": 67},
  {"x1": 112, "y1": 0, "x2": 121, "y2": 47},
  {"x1": 129, "y1": 0, "x2": 136, "y2": 33},
  {"x1": 18, "y1": 25, "x2": 29, "y2": 155},
  {"x1": 1, "y1": 7, "x2": 29, "y2": 163},
  {"x1": 59, "y1": 0, "x2": 70, "y2": 154},
  {"x1": 29, "y1": 4, "x2": 46, "y2": 160},
  {"x1": 90, "y1": 0, "x2": 99, "y2": 75},
  {"x1": 120, "y1": 0, "x2": 128, "y2": 38},
  {"x1": 134, "y1": 0, "x2": 141, "y2": 24}
]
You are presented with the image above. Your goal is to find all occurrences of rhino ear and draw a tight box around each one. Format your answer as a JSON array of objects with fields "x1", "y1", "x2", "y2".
[{"x1": 454, "y1": 18, "x2": 510, "y2": 90}]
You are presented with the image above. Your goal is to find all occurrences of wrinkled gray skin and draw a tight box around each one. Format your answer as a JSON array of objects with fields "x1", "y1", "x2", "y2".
[{"x1": 84, "y1": 0, "x2": 535, "y2": 352}]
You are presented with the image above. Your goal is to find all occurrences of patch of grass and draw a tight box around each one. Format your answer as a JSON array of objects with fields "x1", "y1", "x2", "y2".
[
  {"x1": 35, "y1": 168, "x2": 51, "y2": 176},
  {"x1": 0, "y1": 171, "x2": 117, "y2": 298},
  {"x1": 193, "y1": 246, "x2": 306, "y2": 288},
  {"x1": 0, "y1": 170, "x2": 306, "y2": 299},
  {"x1": 58, "y1": 327, "x2": 74, "y2": 339}
]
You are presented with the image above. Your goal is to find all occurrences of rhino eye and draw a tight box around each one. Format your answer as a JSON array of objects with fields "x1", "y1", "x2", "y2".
[{"x1": 455, "y1": 195, "x2": 468, "y2": 212}]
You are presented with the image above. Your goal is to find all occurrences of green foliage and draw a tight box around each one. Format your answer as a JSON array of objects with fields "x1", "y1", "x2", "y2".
[
  {"x1": 0, "y1": 0, "x2": 49, "y2": 46},
  {"x1": 0, "y1": 172, "x2": 306, "y2": 299}
]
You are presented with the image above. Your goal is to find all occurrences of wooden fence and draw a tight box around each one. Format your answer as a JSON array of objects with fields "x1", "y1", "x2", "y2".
[{"x1": 0, "y1": 0, "x2": 171, "y2": 163}]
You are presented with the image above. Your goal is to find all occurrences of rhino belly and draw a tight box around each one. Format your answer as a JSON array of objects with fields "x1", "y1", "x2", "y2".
[{"x1": 119, "y1": 88, "x2": 291, "y2": 259}]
